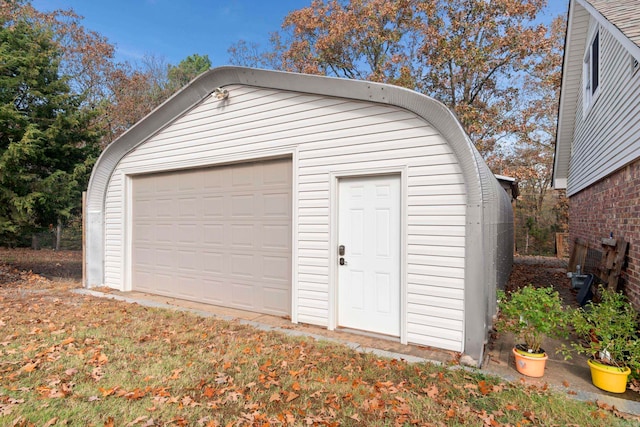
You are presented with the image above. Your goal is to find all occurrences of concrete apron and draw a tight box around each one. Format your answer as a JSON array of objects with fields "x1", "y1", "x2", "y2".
[{"x1": 74, "y1": 289, "x2": 640, "y2": 417}]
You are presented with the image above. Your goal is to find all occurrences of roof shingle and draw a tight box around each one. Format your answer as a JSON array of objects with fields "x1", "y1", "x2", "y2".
[{"x1": 585, "y1": 0, "x2": 640, "y2": 47}]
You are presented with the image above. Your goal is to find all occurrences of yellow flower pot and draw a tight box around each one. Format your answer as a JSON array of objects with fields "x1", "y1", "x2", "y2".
[
  {"x1": 587, "y1": 359, "x2": 631, "y2": 393},
  {"x1": 512, "y1": 347, "x2": 548, "y2": 377}
]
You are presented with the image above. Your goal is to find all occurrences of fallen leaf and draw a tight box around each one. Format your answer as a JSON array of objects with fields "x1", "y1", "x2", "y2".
[
  {"x1": 43, "y1": 418, "x2": 58, "y2": 427},
  {"x1": 126, "y1": 415, "x2": 148, "y2": 426},
  {"x1": 60, "y1": 337, "x2": 75, "y2": 346},
  {"x1": 423, "y1": 385, "x2": 439, "y2": 398},
  {"x1": 286, "y1": 392, "x2": 299, "y2": 403},
  {"x1": 91, "y1": 367, "x2": 104, "y2": 382},
  {"x1": 269, "y1": 392, "x2": 281, "y2": 402},
  {"x1": 478, "y1": 380, "x2": 493, "y2": 395},
  {"x1": 21, "y1": 362, "x2": 38, "y2": 373},
  {"x1": 99, "y1": 386, "x2": 118, "y2": 397},
  {"x1": 169, "y1": 368, "x2": 183, "y2": 380},
  {"x1": 203, "y1": 386, "x2": 216, "y2": 398},
  {"x1": 104, "y1": 417, "x2": 115, "y2": 427}
]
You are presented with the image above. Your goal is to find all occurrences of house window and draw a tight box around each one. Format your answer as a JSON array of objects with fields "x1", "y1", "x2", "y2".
[{"x1": 583, "y1": 29, "x2": 600, "y2": 111}]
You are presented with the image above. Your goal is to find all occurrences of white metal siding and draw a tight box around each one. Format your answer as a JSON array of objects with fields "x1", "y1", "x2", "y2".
[
  {"x1": 103, "y1": 85, "x2": 466, "y2": 351},
  {"x1": 568, "y1": 19, "x2": 640, "y2": 195}
]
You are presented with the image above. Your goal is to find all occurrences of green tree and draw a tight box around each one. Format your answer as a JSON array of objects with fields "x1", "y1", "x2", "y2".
[
  {"x1": 166, "y1": 53, "x2": 212, "y2": 91},
  {"x1": 0, "y1": 15, "x2": 99, "y2": 246}
]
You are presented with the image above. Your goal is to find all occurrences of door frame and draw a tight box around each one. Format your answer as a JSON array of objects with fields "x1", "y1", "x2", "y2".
[{"x1": 329, "y1": 167, "x2": 408, "y2": 344}]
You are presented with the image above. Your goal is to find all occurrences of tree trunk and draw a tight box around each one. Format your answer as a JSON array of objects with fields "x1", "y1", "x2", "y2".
[
  {"x1": 31, "y1": 233, "x2": 40, "y2": 250},
  {"x1": 55, "y1": 219, "x2": 62, "y2": 251}
]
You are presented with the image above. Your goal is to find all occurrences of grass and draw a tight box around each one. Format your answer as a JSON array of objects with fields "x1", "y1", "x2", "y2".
[{"x1": 0, "y1": 252, "x2": 639, "y2": 425}]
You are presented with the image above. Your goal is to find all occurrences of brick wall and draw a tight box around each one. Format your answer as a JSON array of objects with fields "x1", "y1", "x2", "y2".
[{"x1": 569, "y1": 159, "x2": 640, "y2": 310}]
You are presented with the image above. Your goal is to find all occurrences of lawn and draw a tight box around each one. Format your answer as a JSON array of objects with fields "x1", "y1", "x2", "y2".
[{"x1": 0, "y1": 250, "x2": 638, "y2": 426}]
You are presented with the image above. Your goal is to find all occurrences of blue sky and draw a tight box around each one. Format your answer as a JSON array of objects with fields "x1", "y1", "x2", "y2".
[{"x1": 31, "y1": 0, "x2": 569, "y2": 67}]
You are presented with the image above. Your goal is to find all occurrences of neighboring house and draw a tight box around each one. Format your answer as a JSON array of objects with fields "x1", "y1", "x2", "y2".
[
  {"x1": 553, "y1": 0, "x2": 640, "y2": 308},
  {"x1": 86, "y1": 66, "x2": 513, "y2": 365}
]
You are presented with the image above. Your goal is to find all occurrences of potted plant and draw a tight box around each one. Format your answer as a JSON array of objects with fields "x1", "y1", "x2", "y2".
[
  {"x1": 562, "y1": 287, "x2": 640, "y2": 393},
  {"x1": 495, "y1": 285, "x2": 568, "y2": 377}
]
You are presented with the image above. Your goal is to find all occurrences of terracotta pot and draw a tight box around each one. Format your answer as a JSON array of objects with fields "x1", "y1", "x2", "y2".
[
  {"x1": 512, "y1": 347, "x2": 548, "y2": 377},
  {"x1": 587, "y1": 359, "x2": 631, "y2": 393}
]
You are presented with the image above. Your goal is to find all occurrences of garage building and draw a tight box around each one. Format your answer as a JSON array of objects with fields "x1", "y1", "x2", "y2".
[{"x1": 85, "y1": 67, "x2": 513, "y2": 365}]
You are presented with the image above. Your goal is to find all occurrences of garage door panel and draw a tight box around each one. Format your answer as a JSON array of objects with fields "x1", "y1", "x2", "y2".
[
  {"x1": 232, "y1": 282, "x2": 255, "y2": 308},
  {"x1": 200, "y1": 279, "x2": 226, "y2": 304},
  {"x1": 231, "y1": 164, "x2": 256, "y2": 187},
  {"x1": 177, "y1": 224, "x2": 199, "y2": 244},
  {"x1": 178, "y1": 169, "x2": 202, "y2": 190},
  {"x1": 177, "y1": 249, "x2": 199, "y2": 271},
  {"x1": 264, "y1": 192, "x2": 291, "y2": 217},
  {"x1": 132, "y1": 158, "x2": 292, "y2": 316},
  {"x1": 175, "y1": 275, "x2": 199, "y2": 299},
  {"x1": 135, "y1": 224, "x2": 153, "y2": 243},
  {"x1": 263, "y1": 286, "x2": 289, "y2": 314},
  {"x1": 263, "y1": 161, "x2": 290, "y2": 185},
  {"x1": 156, "y1": 199, "x2": 175, "y2": 217},
  {"x1": 179, "y1": 197, "x2": 198, "y2": 217},
  {"x1": 155, "y1": 248, "x2": 175, "y2": 268},
  {"x1": 155, "y1": 224, "x2": 174, "y2": 243},
  {"x1": 263, "y1": 224, "x2": 290, "y2": 249},
  {"x1": 202, "y1": 251, "x2": 224, "y2": 273},
  {"x1": 263, "y1": 255, "x2": 290, "y2": 282},
  {"x1": 231, "y1": 194, "x2": 256, "y2": 216},
  {"x1": 231, "y1": 224, "x2": 258, "y2": 247},
  {"x1": 135, "y1": 200, "x2": 154, "y2": 218},
  {"x1": 203, "y1": 196, "x2": 224, "y2": 217},
  {"x1": 231, "y1": 253, "x2": 257, "y2": 278},
  {"x1": 133, "y1": 247, "x2": 153, "y2": 267}
]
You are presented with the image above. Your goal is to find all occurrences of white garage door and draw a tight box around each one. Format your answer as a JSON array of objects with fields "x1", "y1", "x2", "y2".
[{"x1": 131, "y1": 158, "x2": 292, "y2": 316}]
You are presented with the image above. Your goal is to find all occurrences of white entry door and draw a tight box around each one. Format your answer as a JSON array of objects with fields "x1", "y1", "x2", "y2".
[{"x1": 338, "y1": 175, "x2": 400, "y2": 336}]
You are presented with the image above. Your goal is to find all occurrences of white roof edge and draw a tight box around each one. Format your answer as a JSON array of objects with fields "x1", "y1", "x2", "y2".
[
  {"x1": 553, "y1": 0, "x2": 575, "y2": 189},
  {"x1": 494, "y1": 174, "x2": 516, "y2": 182}
]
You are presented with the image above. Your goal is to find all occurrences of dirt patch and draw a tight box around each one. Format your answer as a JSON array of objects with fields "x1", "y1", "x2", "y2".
[
  {"x1": 0, "y1": 248, "x2": 82, "y2": 281},
  {"x1": 507, "y1": 255, "x2": 578, "y2": 307}
]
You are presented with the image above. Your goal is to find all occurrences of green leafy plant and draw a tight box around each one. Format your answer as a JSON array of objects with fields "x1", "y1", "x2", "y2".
[
  {"x1": 495, "y1": 286, "x2": 568, "y2": 354},
  {"x1": 563, "y1": 287, "x2": 640, "y2": 372}
]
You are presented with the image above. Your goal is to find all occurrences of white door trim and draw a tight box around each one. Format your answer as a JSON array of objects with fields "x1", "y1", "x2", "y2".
[{"x1": 328, "y1": 168, "x2": 407, "y2": 344}]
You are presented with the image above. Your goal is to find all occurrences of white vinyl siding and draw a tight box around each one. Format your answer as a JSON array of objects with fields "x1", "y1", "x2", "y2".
[
  {"x1": 569, "y1": 20, "x2": 640, "y2": 195},
  {"x1": 103, "y1": 85, "x2": 466, "y2": 351}
]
